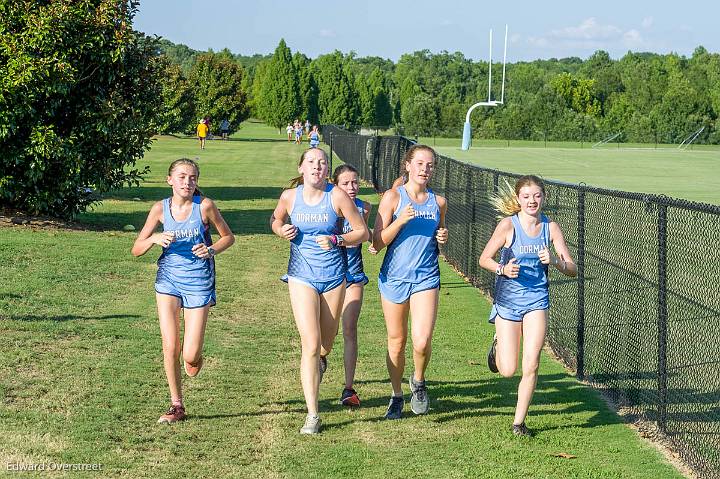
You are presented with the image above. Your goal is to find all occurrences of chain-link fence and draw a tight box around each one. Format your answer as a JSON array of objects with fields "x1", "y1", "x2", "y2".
[{"x1": 323, "y1": 125, "x2": 720, "y2": 479}]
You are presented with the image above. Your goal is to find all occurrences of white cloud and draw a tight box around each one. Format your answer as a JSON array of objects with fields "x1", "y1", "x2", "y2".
[
  {"x1": 549, "y1": 17, "x2": 621, "y2": 41},
  {"x1": 641, "y1": 16, "x2": 654, "y2": 29},
  {"x1": 527, "y1": 18, "x2": 649, "y2": 53},
  {"x1": 623, "y1": 29, "x2": 644, "y2": 48},
  {"x1": 319, "y1": 29, "x2": 336, "y2": 38}
]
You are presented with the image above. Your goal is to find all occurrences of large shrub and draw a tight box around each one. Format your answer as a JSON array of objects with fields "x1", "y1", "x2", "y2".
[{"x1": 0, "y1": 0, "x2": 164, "y2": 218}]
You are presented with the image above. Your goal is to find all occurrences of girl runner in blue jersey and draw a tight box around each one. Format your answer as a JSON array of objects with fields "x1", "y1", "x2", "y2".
[
  {"x1": 132, "y1": 158, "x2": 235, "y2": 425},
  {"x1": 271, "y1": 148, "x2": 369, "y2": 434},
  {"x1": 373, "y1": 145, "x2": 449, "y2": 419},
  {"x1": 332, "y1": 164, "x2": 372, "y2": 408},
  {"x1": 308, "y1": 125, "x2": 320, "y2": 148},
  {"x1": 479, "y1": 175, "x2": 577, "y2": 436}
]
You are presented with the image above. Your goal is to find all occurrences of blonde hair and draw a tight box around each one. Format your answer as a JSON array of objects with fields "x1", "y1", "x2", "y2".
[
  {"x1": 288, "y1": 148, "x2": 329, "y2": 188},
  {"x1": 168, "y1": 158, "x2": 203, "y2": 197},
  {"x1": 491, "y1": 175, "x2": 545, "y2": 217}
]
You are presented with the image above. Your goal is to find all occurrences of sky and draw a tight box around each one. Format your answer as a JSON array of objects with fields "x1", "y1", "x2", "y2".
[{"x1": 134, "y1": 1, "x2": 719, "y2": 62}]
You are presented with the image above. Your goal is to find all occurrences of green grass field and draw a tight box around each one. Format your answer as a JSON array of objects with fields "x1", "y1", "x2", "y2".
[
  {"x1": 0, "y1": 121, "x2": 685, "y2": 478},
  {"x1": 418, "y1": 136, "x2": 720, "y2": 205}
]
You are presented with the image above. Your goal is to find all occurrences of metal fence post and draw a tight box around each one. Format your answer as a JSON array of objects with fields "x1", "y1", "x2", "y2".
[
  {"x1": 576, "y1": 188, "x2": 586, "y2": 380},
  {"x1": 329, "y1": 133, "x2": 333, "y2": 173},
  {"x1": 657, "y1": 202, "x2": 668, "y2": 433}
]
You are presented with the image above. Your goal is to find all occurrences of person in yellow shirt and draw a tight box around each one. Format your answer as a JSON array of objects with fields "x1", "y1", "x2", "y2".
[{"x1": 197, "y1": 119, "x2": 208, "y2": 149}]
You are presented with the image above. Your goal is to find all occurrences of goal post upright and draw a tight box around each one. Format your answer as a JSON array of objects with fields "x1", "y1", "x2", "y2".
[{"x1": 461, "y1": 25, "x2": 508, "y2": 151}]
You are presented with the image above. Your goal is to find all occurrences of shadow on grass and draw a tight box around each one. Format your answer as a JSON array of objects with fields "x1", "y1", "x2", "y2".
[
  {"x1": 3, "y1": 314, "x2": 141, "y2": 322},
  {"x1": 192, "y1": 408, "x2": 307, "y2": 420},
  {"x1": 270, "y1": 373, "x2": 624, "y2": 433},
  {"x1": 166, "y1": 134, "x2": 288, "y2": 143},
  {"x1": 442, "y1": 282, "x2": 473, "y2": 289},
  {"x1": 78, "y1": 208, "x2": 276, "y2": 235},
  {"x1": 103, "y1": 186, "x2": 282, "y2": 202}
]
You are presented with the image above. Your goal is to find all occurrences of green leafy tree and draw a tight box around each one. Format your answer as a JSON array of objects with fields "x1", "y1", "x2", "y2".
[
  {"x1": 294, "y1": 52, "x2": 318, "y2": 124},
  {"x1": 187, "y1": 53, "x2": 248, "y2": 134},
  {"x1": 0, "y1": 0, "x2": 164, "y2": 217},
  {"x1": 313, "y1": 51, "x2": 357, "y2": 125},
  {"x1": 157, "y1": 59, "x2": 195, "y2": 134},
  {"x1": 249, "y1": 59, "x2": 269, "y2": 118},
  {"x1": 401, "y1": 93, "x2": 439, "y2": 137},
  {"x1": 257, "y1": 39, "x2": 301, "y2": 129},
  {"x1": 365, "y1": 67, "x2": 392, "y2": 128},
  {"x1": 157, "y1": 38, "x2": 198, "y2": 75}
]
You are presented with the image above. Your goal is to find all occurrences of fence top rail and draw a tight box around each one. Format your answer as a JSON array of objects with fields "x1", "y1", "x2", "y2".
[{"x1": 324, "y1": 125, "x2": 720, "y2": 216}]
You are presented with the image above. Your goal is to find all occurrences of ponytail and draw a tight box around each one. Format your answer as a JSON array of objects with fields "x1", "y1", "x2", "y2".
[
  {"x1": 288, "y1": 175, "x2": 304, "y2": 188},
  {"x1": 491, "y1": 180, "x2": 521, "y2": 217},
  {"x1": 492, "y1": 175, "x2": 546, "y2": 218}
]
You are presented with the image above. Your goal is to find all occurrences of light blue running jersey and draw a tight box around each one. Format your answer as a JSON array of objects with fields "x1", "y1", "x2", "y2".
[
  {"x1": 342, "y1": 198, "x2": 366, "y2": 276},
  {"x1": 156, "y1": 195, "x2": 215, "y2": 294},
  {"x1": 287, "y1": 184, "x2": 346, "y2": 281},
  {"x1": 309, "y1": 131, "x2": 320, "y2": 148},
  {"x1": 494, "y1": 214, "x2": 550, "y2": 309},
  {"x1": 380, "y1": 186, "x2": 440, "y2": 282}
]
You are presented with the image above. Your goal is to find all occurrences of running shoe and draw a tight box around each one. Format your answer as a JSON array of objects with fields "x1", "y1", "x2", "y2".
[
  {"x1": 184, "y1": 355, "x2": 204, "y2": 378},
  {"x1": 157, "y1": 404, "x2": 186, "y2": 424},
  {"x1": 300, "y1": 414, "x2": 322, "y2": 434},
  {"x1": 384, "y1": 395, "x2": 404, "y2": 420},
  {"x1": 512, "y1": 422, "x2": 531, "y2": 437},
  {"x1": 318, "y1": 355, "x2": 327, "y2": 384},
  {"x1": 340, "y1": 388, "x2": 361, "y2": 407},
  {"x1": 409, "y1": 375, "x2": 429, "y2": 415},
  {"x1": 487, "y1": 334, "x2": 499, "y2": 373}
]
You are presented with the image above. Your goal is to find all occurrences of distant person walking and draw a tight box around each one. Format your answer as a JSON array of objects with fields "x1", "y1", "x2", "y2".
[
  {"x1": 204, "y1": 116, "x2": 213, "y2": 140},
  {"x1": 220, "y1": 119, "x2": 230, "y2": 140},
  {"x1": 286, "y1": 123, "x2": 294, "y2": 142},
  {"x1": 479, "y1": 175, "x2": 577, "y2": 436},
  {"x1": 197, "y1": 119, "x2": 208, "y2": 150}
]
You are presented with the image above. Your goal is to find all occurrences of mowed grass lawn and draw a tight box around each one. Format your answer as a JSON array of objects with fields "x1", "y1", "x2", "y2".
[
  {"x1": 0, "y1": 121, "x2": 684, "y2": 478},
  {"x1": 423, "y1": 137, "x2": 720, "y2": 205}
]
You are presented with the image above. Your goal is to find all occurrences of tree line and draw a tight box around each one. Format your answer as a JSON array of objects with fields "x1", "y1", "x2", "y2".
[{"x1": 159, "y1": 39, "x2": 720, "y2": 144}]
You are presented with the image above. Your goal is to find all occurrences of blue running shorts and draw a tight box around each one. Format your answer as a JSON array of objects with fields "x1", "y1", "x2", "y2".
[
  {"x1": 155, "y1": 281, "x2": 216, "y2": 309},
  {"x1": 378, "y1": 274, "x2": 440, "y2": 304}
]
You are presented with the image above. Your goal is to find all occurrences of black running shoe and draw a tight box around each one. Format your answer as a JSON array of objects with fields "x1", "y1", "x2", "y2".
[
  {"x1": 318, "y1": 355, "x2": 327, "y2": 384},
  {"x1": 512, "y1": 422, "x2": 531, "y2": 437},
  {"x1": 487, "y1": 334, "x2": 499, "y2": 373},
  {"x1": 384, "y1": 396, "x2": 404, "y2": 420}
]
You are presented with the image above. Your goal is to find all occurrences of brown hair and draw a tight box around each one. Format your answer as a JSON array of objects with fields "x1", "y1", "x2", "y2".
[
  {"x1": 168, "y1": 158, "x2": 203, "y2": 197},
  {"x1": 402, "y1": 144, "x2": 437, "y2": 165},
  {"x1": 332, "y1": 164, "x2": 358, "y2": 184},
  {"x1": 288, "y1": 148, "x2": 329, "y2": 188},
  {"x1": 492, "y1": 175, "x2": 546, "y2": 217}
]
